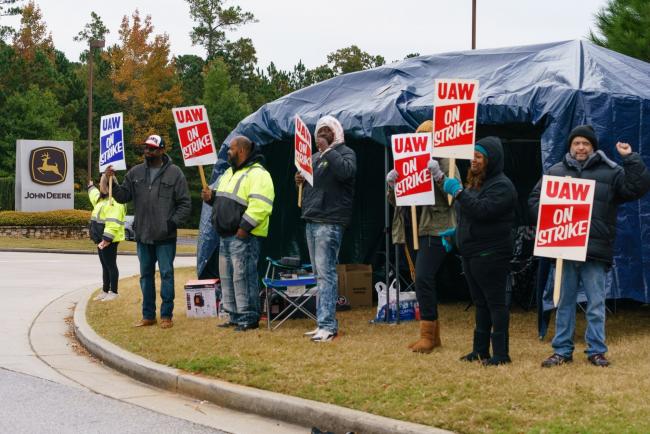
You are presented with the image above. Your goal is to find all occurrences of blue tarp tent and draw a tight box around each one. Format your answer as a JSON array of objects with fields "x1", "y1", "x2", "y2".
[{"x1": 198, "y1": 39, "x2": 650, "y2": 304}]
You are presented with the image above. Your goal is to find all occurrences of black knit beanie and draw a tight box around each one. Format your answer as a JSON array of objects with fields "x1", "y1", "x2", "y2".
[{"x1": 568, "y1": 125, "x2": 598, "y2": 150}]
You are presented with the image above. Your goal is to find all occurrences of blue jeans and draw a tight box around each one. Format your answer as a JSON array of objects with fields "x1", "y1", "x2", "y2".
[
  {"x1": 305, "y1": 222, "x2": 344, "y2": 334},
  {"x1": 219, "y1": 235, "x2": 261, "y2": 326},
  {"x1": 137, "y1": 240, "x2": 176, "y2": 320},
  {"x1": 552, "y1": 260, "x2": 608, "y2": 357}
]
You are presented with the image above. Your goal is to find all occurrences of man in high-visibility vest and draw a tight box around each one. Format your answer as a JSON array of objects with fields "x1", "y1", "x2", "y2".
[{"x1": 202, "y1": 136, "x2": 275, "y2": 331}]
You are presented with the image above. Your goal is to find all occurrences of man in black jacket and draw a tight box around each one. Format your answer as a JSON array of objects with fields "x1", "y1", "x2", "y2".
[
  {"x1": 295, "y1": 115, "x2": 356, "y2": 342},
  {"x1": 107, "y1": 134, "x2": 191, "y2": 329},
  {"x1": 530, "y1": 125, "x2": 650, "y2": 367}
]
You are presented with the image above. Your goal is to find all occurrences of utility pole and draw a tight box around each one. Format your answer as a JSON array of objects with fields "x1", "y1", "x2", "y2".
[
  {"x1": 87, "y1": 39, "x2": 105, "y2": 182},
  {"x1": 472, "y1": 0, "x2": 477, "y2": 50}
]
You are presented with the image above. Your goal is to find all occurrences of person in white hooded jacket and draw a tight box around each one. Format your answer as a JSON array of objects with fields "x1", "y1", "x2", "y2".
[{"x1": 295, "y1": 115, "x2": 356, "y2": 342}]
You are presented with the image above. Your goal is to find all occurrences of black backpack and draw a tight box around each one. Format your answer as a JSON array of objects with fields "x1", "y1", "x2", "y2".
[
  {"x1": 89, "y1": 220, "x2": 105, "y2": 244},
  {"x1": 89, "y1": 202, "x2": 107, "y2": 243}
]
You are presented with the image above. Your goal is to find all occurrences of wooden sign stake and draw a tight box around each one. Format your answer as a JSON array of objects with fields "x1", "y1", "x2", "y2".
[
  {"x1": 198, "y1": 165, "x2": 208, "y2": 189},
  {"x1": 553, "y1": 258, "x2": 563, "y2": 307},
  {"x1": 411, "y1": 205, "x2": 419, "y2": 250}
]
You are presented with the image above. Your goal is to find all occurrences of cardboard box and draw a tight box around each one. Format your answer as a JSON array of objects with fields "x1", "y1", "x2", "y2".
[
  {"x1": 184, "y1": 279, "x2": 220, "y2": 318},
  {"x1": 337, "y1": 264, "x2": 373, "y2": 307}
]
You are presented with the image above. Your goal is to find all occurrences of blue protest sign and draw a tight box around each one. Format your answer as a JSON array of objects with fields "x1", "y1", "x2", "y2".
[{"x1": 99, "y1": 112, "x2": 126, "y2": 172}]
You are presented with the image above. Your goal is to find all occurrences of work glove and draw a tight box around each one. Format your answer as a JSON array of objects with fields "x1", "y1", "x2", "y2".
[
  {"x1": 442, "y1": 177, "x2": 463, "y2": 197},
  {"x1": 427, "y1": 159, "x2": 444, "y2": 182},
  {"x1": 438, "y1": 227, "x2": 456, "y2": 253},
  {"x1": 386, "y1": 169, "x2": 399, "y2": 187}
]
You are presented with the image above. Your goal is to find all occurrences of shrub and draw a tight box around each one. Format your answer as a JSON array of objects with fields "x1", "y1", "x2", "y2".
[
  {"x1": 0, "y1": 177, "x2": 14, "y2": 211},
  {"x1": 0, "y1": 209, "x2": 91, "y2": 226},
  {"x1": 183, "y1": 192, "x2": 204, "y2": 229},
  {"x1": 75, "y1": 192, "x2": 93, "y2": 211}
]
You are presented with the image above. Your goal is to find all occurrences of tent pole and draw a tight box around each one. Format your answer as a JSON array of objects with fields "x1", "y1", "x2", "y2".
[
  {"x1": 394, "y1": 243, "x2": 400, "y2": 323},
  {"x1": 395, "y1": 243, "x2": 401, "y2": 324},
  {"x1": 384, "y1": 145, "x2": 390, "y2": 322}
]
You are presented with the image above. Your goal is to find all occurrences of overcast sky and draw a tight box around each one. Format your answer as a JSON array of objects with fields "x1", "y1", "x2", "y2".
[{"x1": 6, "y1": 0, "x2": 609, "y2": 69}]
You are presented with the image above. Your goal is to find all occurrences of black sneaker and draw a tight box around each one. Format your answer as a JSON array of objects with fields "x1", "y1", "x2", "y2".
[
  {"x1": 482, "y1": 356, "x2": 512, "y2": 366},
  {"x1": 234, "y1": 323, "x2": 259, "y2": 332},
  {"x1": 541, "y1": 353, "x2": 573, "y2": 368},
  {"x1": 588, "y1": 353, "x2": 610, "y2": 367},
  {"x1": 216, "y1": 322, "x2": 237, "y2": 328}
]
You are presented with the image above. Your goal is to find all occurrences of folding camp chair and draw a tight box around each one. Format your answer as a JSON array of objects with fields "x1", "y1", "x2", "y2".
[{"x1": 262, "y1": 257, "x2": 317, "y2": 330}]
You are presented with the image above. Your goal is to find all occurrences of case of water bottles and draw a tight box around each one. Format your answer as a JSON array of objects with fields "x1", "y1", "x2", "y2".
[{"x1": 373, "y1": 279, "x2": 419, "y2": 322}]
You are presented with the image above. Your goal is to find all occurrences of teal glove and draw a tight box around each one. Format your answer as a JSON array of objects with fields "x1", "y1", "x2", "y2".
[
  {"x1": 443, "y1": 177, "x2": 463, "y2": 197},
  {"x1": 438, "y1": 227, "x2": 456, "y2": 253}
]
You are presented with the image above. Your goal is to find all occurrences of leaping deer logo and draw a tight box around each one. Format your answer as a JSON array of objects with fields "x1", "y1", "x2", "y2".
[
  {"x1": 37, "y1": 152, "x2": 63, "y2": 179},
  {"x1": 29, "y1": 146, "x2": 67, "y2": 185}
]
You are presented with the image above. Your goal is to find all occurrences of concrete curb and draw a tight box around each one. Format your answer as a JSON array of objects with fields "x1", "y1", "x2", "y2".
[
  {"x1": 74, "y1": 289, "x2": 450, "y2": 434},
  {"x1": 0, "y1": 248, "x2": 195, "y2": 257}
]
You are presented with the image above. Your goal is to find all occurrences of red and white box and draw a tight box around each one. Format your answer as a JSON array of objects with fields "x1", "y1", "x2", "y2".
[{"x1": 184, "y1": 279, "x2": 220, "y2": 318}]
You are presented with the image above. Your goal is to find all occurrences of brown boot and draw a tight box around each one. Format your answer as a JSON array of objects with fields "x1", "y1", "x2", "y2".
[{"x1": 410, "y1": 320, "x2": 441, "y2": 353}]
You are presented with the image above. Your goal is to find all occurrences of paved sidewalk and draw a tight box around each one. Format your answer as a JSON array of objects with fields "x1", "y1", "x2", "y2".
[
  {"x1": 1, "y1": 251, "x2": 304, "y2": 433},
  {"x1": 32, "y1": 287, "x2": 305, "y2": 434},
  {"x1": 0, "y1": 247, "x2": 195, "y2": 257},
  {"x1": 74, "y1": 289, "x2": 451, "y2": 434}
]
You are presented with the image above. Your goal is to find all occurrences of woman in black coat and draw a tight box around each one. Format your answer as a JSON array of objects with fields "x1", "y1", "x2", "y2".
[{"x1": 440, "y1": 136, "x2": 517, "y2": 365}]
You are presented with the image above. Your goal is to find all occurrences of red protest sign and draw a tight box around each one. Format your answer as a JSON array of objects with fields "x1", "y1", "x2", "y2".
[
  {"x1": 534, "y1": 176, "x2": 596, "y2": 261},
  {"x1": 391, "y1": 133, "x2": 435, "y2": 206},
  {"x1": 432, "y1": 79, "x2": 479, "y2": 160},
  {"x1": 172, "y1": 105, "x2": 217, "y2": 167},
  {"x1": 294, "y1": 115, "x2": 313, "y2": 186}
]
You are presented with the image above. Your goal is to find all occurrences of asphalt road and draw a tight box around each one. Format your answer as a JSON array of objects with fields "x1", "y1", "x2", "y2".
[
  {"x1": 0, "y1": 367, "x2": 222, "y2": 434},
  {"x1": 0, "y1": 252, "x2": 226, "y2": 434}
]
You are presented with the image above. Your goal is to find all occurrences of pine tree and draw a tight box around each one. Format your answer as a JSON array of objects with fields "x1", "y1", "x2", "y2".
[{"x1": 589, "y1": 0, "x2": 650, "y2": 62}]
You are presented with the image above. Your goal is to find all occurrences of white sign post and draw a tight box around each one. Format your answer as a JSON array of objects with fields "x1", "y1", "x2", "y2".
[
  {"x1": 294, "y1": 115, "x2": 313, "y2": 207},
  {"x1": 172, "y1": 105, "x2": 217, "y2": 189},
  {"x1": 391, "y1": 132, "x2": 436, "y2": 250},
  {"x1": 15, "y1": 140, "x2": 74, "y2": 211},
  {"x1": 534, "y1": 175, "x2": 596, "y2": 305}
]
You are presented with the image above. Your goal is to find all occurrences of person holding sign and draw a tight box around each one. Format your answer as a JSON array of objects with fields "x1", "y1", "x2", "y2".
[
  {"x1": 107, "y1": 134, "x2": 191, "y2": 329},
  {"x1": 295, "y1": 115, "x2": 356, "y2": 343},
  {"x1": 386, "y1": 120, "x2": 459, "y2": 353},
  {"x1": 201, "y1": 136, "x2": 274, "y2": 332},
  {"x1": 87, "y1": 173, "x2": 126, "y2": 301},
  {"x1": 440, "y1": 136, "x2": 517, "y2": 366},
  {"x1": 530, "y1": 125, "x2": 650, "y2": 368}
]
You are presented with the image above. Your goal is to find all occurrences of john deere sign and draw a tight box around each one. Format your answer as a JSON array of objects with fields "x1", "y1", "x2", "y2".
[{"x1": 16, "y1": 140, "x2": 74, "y2": 211}]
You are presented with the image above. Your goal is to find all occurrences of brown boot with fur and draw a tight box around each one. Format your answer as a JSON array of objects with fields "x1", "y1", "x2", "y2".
[{"x1": 410, "y1": 320, "x2": 442, "y2": 353}]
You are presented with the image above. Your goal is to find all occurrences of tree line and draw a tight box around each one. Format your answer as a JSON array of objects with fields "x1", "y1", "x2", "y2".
[
  {"x1": 0, "y1": 0, "x2": 646, "y2": 193},
  {"x1": 0, "y1": 0, "x2": 386, "y2": 191}
]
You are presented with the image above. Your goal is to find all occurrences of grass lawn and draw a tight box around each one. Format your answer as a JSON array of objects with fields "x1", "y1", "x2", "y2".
[
  {"x1": 0, "y1": 229, "x2": 198, "y2": 255},
  {"x1": 87, "y1": 267, "x2": 650, "y2": 433}
]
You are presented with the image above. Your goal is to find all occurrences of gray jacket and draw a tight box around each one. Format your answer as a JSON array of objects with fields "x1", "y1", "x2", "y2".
[{"x1": 112, "y1": 154, "x2": 191, "y2": 244}]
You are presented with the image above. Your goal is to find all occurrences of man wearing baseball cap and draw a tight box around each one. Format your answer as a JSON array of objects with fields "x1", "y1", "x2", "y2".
[
  {"x1": 530, "y1": 125, "x2": 650, "y2": 367},
  {"x1": 107, "y1": 134, "x2": 191, "y2": 329}
]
